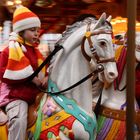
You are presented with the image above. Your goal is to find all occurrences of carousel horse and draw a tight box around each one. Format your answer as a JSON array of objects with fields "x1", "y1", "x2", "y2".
[
  {"x1": 0, "y1": 13, "x2": 118, "y2": 140},
  {"x1": 92, "y1": 32, "x2": 140, "y2": 140}
]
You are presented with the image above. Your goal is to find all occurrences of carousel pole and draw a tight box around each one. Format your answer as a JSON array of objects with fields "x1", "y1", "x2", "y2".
[{"x1": 126, "y1": 0, "x2": 137, "y2": 140}]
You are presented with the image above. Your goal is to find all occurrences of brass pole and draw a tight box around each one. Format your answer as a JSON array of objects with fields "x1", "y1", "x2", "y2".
[{"x1": 126, "y1": 0, "x2": 137, "y2": 140}]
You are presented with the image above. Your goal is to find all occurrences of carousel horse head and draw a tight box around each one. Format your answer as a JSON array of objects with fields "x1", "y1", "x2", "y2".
[{"x1": 83, "y1": 14, "x2": 118, "y2": 84}]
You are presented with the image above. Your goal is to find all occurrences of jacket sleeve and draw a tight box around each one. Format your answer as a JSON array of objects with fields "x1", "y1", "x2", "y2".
[
  {"x1": 0, "y1": 48, "x2": 27, "y2": 84},
  {"x1": 0, "y1": 48, "x2": 8, "y2": 82}
]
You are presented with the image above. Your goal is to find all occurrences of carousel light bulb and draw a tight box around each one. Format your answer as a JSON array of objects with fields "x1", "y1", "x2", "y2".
[
  {"x1": 136, "y1": 23, "x2": 140, "y2": 26},
  {"x1": 6, "y1": 1, "x2": 14, "y2": 6},
  {"x1": 111, "y1": 21, "x2": 116, "y2": 25},
  {"x1": 14, "y1": 0, "x2": 22, "y2": 5},
  {"x1": 121, "y1": 19, "x2": 127, "y2": 22},
  {"x1": 115, "y1": 20, "x2": 122, "y2": 23},
  {"x1": 0, "y1": 26, "x2": 2, "y2": 31},
  {"x1": 82, "y1": 0, "x2": 96, "y2": 3}
]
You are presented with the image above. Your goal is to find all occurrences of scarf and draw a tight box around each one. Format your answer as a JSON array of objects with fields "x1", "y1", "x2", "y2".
[{"x1": 3, "y1": 32, "x2": 46, "y2": 81}]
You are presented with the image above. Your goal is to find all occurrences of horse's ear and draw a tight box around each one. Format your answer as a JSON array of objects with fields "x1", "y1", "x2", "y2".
[
  {"x1": 106, "y1": 15, "x2": 112, "y2": 22},
  {"x1": 134, "y1": 32, "x2": 140, "y2": 61},
  {"x1": 93, "y1": 12, "x2": 106, "y2": 30},
  {"x1": 136, "y1": 33, "x2": 140, "y2": 61}
]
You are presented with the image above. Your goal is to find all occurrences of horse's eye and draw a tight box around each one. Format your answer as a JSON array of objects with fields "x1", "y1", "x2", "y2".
[{"x1": 100, "y1": 41, "x2": 106, "y2": 47}]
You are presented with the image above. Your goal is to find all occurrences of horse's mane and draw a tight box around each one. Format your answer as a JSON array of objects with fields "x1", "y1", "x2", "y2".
[
  {"x1": 49, "y1": 17, "x2": 97, "y2": 70},
  {"x1": 57, "y1": 17, "x2": 97, "y2": 45}
]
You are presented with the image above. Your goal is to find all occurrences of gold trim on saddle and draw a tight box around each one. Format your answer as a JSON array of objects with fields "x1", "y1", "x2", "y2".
[
  {"x1": 41, "y1": 110, "x2": 71, "y2": 131},
  {"x1": 99, "y1": 105, "x2": 125, "y2": 121},
  {"x1": 99, "y1": 105, "x2": 140, "y2": 127}
]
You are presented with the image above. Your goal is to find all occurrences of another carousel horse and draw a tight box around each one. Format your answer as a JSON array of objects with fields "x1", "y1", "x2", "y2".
[
  {"x1": 92, "y1": 32, "x2": 140, "y2": 140},
  {"x1": 0, "y1": 13, "x2": 118, "y2": 140}
]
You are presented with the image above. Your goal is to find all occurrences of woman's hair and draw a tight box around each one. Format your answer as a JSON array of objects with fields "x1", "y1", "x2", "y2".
[{"x1": 19, "y1": 31, "x2": 24, "y2": 37}]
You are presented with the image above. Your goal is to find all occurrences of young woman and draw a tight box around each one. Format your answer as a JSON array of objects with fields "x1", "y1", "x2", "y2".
[{"x1": 0, "y1": 6, "x2": 56, "y2": 140}]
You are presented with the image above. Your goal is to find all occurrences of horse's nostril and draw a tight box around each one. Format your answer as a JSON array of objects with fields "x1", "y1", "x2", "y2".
[
  {"x1": 100, "y1": 41, "x2": 106, "y2": 46},
  {"x1": 108, "y1": 72, "x2": 115, "y2": 77}
]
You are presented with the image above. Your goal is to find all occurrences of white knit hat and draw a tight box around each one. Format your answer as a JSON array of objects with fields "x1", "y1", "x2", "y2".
[{"x1": 13, "y1": 6, "x2": 41, "y2": 33}]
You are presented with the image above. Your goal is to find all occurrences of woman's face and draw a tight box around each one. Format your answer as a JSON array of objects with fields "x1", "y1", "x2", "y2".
[{"x1": 22, "y1": 27, "x2": 40, "y2": 45}]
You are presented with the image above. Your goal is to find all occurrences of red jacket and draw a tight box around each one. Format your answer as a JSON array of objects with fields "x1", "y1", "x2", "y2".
[{"x1": 0, "y1": 45, "x2": 43, "y2": 106}]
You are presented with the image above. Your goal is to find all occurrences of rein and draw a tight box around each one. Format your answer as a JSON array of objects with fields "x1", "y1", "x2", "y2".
[
  {"x1": 39, "y1": 64, "x2": 104, "y2": 95},
  {"x1": 27, "y1": 44, "x2": 63, "y2": 81}
]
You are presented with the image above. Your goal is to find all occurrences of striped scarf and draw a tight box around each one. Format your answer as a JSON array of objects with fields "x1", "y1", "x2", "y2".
[{"x1": 3, "y1": 32, "x2": 45, "y2": 81}]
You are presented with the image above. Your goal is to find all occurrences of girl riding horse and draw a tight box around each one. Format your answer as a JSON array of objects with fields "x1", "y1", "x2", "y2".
[{"x1": 0, "y1": 6, "x2": 56, "y2": 140}]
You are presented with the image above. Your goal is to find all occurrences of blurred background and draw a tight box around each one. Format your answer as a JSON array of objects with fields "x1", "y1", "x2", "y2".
[
  {"x1": 0, "y1": 0, "x2": 133, "y2": 33},
  {"x1": 0, "y1": 0, "x2": 139, "y2": 55}
]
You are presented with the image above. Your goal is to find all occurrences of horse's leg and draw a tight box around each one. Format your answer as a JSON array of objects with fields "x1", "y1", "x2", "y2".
[
  {"x1": 72, "y1": 120, "x2": 91, "y2": 140},
  {"x1": 59, "y1": 131, "x2": 71, "y2": 140},
  {"x1": 59, "y1": 118, "x2": 96, "y2": 140}
]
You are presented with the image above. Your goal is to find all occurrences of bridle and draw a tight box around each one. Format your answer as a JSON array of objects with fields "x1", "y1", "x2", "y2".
[{"x1": 81, "y1": 22, "x2": 116, "y2": 64}]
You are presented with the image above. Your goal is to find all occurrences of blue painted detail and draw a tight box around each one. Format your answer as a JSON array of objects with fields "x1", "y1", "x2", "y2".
[{"x1": 48, "y1": 79, "x2": 97, "y2": 140}]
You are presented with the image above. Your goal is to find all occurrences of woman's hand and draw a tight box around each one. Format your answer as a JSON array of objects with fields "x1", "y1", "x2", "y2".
[
  {"x1": 32, "y1": 76, "x2": 42, "y2": 86},
  {"x1": 41, "y1": 76, "x2": 48, "y2": 89},
  {"x1": 32, "y1": 75, "x2": 48, "y2": 89}
]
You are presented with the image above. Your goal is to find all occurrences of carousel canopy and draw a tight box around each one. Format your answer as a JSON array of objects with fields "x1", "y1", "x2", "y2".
[{"x1": 0, "y1": 0, "x2": 139, "y2": 33}]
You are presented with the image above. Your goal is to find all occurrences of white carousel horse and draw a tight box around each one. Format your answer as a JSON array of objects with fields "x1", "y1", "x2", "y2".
[
  {"x1": 0, "y1": 13, "x2": 118, "y2": 140},
  {"x1": 43, "y1": 13, "x2": 117, "y2": 140},
  {"x1": 92, "y1": 32, "x2": 140, "y2": 140}
]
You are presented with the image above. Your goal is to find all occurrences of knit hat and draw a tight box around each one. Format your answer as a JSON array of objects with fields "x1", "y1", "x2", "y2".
[{"x1": 13, "y1": 6, "x2": 41, "y2": 33}]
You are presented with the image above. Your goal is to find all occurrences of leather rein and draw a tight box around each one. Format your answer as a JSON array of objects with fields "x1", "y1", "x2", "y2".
[
  {"x1": 29, "y1": 22, "x2": 114, "y2": 95},
  {"x1": 39, "y1": 64, "x2": 104, "y2": 95}
]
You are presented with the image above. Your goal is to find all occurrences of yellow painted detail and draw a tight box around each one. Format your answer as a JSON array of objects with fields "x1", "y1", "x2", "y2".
[
  {"x1": 115, "y1": 45, "x2": 124, "y2": 61},
  {"x1": 105, "y1": 120, "x2": 120, "y2": 140},
  {"x1": 41, "y1": 110, "x2": 71, "y2": 132},
  {"x1": 0, "y1": 125, "x2": 8, "y2": 140}
]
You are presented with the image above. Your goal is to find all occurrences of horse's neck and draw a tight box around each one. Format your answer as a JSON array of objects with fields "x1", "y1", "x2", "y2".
[
  {"x1": 50, "y1": 45, "x2": 93, "y2": 114},
  {"x1": 93, "y1": 60, "x2": 139, "y2": 111},
  {"x1": 100, "y1": 65, "x2": 126, "y2": 109},
  {"x1": 50, "y1": 23, "x2": 110, "y2": 114}
]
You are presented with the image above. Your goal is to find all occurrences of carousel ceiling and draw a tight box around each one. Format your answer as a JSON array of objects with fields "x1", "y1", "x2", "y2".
[{"x1": 0, "y1": 0, "x2": 139, "y2": 33}]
